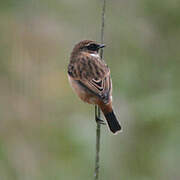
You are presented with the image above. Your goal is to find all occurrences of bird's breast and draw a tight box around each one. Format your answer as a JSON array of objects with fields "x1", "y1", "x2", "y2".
[{"x1": 68, "y1": 75, "x2": 97, "y2": 104}]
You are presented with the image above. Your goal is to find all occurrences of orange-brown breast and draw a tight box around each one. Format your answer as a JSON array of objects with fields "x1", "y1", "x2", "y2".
[{"x1": 68, "y1": 75, "x2": 98, "y2": 104}]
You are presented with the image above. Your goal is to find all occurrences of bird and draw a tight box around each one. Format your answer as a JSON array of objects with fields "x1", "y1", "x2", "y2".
[{"x1": 68, "y1": 40, "x2": 121, "y2": 134}]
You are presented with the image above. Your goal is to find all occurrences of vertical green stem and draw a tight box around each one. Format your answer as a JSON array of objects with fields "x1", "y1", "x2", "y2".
[{"x1": 94, "y1": 0, "x2": 106, "y2": 180}]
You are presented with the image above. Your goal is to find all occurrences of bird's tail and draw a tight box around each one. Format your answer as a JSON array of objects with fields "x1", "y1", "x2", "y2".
[{"x1": 104, "y1": 110, "x2": 121, "y2": 134}]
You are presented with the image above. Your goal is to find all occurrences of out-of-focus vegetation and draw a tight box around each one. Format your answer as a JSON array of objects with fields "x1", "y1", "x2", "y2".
[{"x1": 0, "y1": 0, "x2": 180, "y2": 179}]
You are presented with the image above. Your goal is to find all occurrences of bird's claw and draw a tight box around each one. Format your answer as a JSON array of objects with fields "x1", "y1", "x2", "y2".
[{"x1": 96, "y1": 117, "x2": 106, "y2": 125}]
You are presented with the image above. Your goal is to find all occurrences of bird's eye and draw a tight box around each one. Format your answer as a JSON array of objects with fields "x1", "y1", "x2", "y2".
[{"x1": 87, "y1": 44, "x2": 98, "y2": 51}]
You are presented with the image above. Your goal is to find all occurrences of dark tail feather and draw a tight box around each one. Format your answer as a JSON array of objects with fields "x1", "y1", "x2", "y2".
[{"x1": 104, "y1": 111, "x2": 121, "y2": 134}]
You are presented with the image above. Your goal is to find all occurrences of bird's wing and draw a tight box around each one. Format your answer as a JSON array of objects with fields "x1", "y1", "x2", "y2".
[{"x1": 68, "y1": 53, "x2": 112, "y2": 103}]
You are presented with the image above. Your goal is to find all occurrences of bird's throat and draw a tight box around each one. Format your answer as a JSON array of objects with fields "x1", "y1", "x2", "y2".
[{"x1": 90, "y1": 53, "x2": 100, "y2": 58}]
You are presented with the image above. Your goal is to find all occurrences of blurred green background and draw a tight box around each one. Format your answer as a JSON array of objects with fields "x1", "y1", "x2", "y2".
[{"x1": 0, "y1": 0, "x2": 180, "y2": 179}]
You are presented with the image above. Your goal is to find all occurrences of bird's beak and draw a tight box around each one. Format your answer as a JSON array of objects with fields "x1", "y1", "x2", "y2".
[{"x1": 98, "y1": 44, "x2": 106, "y2": 49}]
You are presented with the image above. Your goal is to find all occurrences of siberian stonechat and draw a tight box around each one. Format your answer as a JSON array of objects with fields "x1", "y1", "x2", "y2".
[{"x1": 68, "y1": 40, "x2": 121, "y2": 134}]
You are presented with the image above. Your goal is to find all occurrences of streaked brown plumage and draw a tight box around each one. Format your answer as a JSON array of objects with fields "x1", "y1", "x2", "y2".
[{"x1": 68, "y1": 40, "x2": 121, "y2": 134}]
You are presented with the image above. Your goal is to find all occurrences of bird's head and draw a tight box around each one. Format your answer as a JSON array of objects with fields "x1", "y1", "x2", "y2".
[{"x1": 72, "y1": 40, "x2": 106, "y2": 56}]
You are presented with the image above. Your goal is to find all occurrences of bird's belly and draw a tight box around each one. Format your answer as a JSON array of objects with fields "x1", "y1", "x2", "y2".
[{"x1": 68, "y1": 75, "x2": 97, "y2": 104}]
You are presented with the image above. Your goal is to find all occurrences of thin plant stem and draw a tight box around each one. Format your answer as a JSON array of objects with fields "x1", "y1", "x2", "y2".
[{"x1": 94, "y1": 0, "x2": 106, "y2": 180}]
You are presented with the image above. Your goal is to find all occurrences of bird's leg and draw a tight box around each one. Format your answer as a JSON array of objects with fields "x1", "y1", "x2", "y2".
[
  {"x1": 95, "y1": 105, "x2": 106, "y2": 125},
  {"x1": 96, "y1": 116, "x2": 106, "y2": 125}
]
